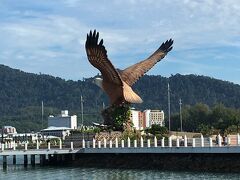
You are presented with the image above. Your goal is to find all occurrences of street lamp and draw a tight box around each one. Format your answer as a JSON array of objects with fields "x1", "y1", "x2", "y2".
[{"x1": 179, "y1": 98, "x2": 183, "y2": 132}]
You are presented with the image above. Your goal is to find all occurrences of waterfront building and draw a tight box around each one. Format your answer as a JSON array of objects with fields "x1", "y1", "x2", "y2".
[
  {"x1": 48, "y1": 110, "x2": 77, "y2": 129},
  {"x1": 40, "y1": 126, "x2": 71, "y2": 140},
  {"x1": 0, "y1": 126, "x2": 17, "y2": 134},
  {"x1": 130, "y1": 109, "x2": 165, "y2": 130}
]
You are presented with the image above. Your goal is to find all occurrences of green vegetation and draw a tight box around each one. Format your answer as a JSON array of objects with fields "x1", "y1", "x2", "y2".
[
  {"x1": 1, "y1": 64, "x2": 240, "y2": 133},
  {"x1": 145, "y1": 124, "x2": 169, "y2": 138},
  {"x1": 169, "y1": 103, "x2": 240, "y2": 135}
]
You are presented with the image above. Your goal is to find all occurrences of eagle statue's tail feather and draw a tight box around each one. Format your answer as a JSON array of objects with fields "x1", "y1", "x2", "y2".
[{"x1": 123, "y1": 82, "x2": 143, "y2": 104}]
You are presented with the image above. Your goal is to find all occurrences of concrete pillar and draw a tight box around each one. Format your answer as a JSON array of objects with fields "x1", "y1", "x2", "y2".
[
  {"x1": 134, "y1": 140, "x2": 137, "y2": 148},
  {"x1": 82, "y1": 139, "x2": 85, "y2": 148},
  {"x1": 48, "y1": 142, "x2": 51, "y2": 150},
  {"x1": 3, "y1": 155, "x2": 7, "y2": 168},
  {"x1": 127, "y1": 137, "x2": 131, "y2": 148},
  {"x1": 98, "y1": 141, "x2": 101, "y2": 148},
  {"x1": 168, "y1": 137, "x2": 172, "y2": 147},
  {"x1": 218, "y1": 134, "x2": 222, "y2": 147},
  {"x1": 201, "y1": 135, "x2": 204, "y2": 147},
  {"x1": 176, "y1": 138, "x2": 180, "y2": 147},
  {"x1": 40, "y1": 154, "x2": 46, "y2": 166},
  {"x1": 154, "y1": 136, "x2": 157, "y2": 147},
  {"x1": 209, "y1": 137, "x2": 213, "y2": 147},
  {"x1": 192, "y1": 138, "x2": 196, "y2": 147},
  {"x1": 184, "y1": 135, "x2": 188, "y2": 147},
  {"x1": 140, "y1": 137, "x2": 144, "y2": 148},
  {"x1": 31, "y1": 155, "x2": 35, "y2": 166},
  {"x1": 13, "y1": 155, "x2": 16, "y2": 165},
  {"x1": 87, "y1": 141, "x2": 90, "y2": 148},
  {"x1": 13, "y1": 141, "x2": 16, "y2": 151},
  {"x1": 109, "y1": 140, "x2": 112, "y2": 148},
  {"x1": 36, "y1": 140, "x2": 39, "y2": 150},
  {"x1": 24, "y1": 142, "x2": 28, "y2": 151},
  {"x1": 93, "y1": 138, "x2": 96, "y2": 148},
  {"x1": 24, "y1": 155, "x2": 28, "y2": 167},
  {"x1": 121, "y1": 140, "x2": 124, "y2": 148},
  {"x1": 71, "y1": 142, "x2": 74, "y2": 150},
  {"x1": 103, "y1": 138, "x2": 107, "y2": 148},
  {"x1": 161, "y1": 137, "x2": 165, "y2": 147},
  {"x1": 147, "y1": 139, "x2": 150, "y2": 148},
  {"x1": 59, "y1": 139, "x2": 62, "y2": 149},
  {"x1": 115, "y1": 138, "x2": 118, "y2": 148}
]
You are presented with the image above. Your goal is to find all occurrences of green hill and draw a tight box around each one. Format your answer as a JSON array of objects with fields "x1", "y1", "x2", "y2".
[{"x1": 0, "y1": 64, "x2": 240, "y2": 132}]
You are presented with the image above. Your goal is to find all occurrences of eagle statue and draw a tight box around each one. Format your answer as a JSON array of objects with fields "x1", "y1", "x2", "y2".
[{"x1": 85, "y1": 30, "x2": 173, "y2": 106}]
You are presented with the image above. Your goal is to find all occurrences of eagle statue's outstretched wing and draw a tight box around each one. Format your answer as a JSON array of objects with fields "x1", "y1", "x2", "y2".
[
  {"x1": 119, "y1": 39, "x2": 173, "y2": 86},
  {"x1": 85, "y1": 30, "x2": 123, "y2": 86}
]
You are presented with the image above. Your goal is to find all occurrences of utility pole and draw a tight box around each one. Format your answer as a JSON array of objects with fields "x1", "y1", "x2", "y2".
[
  {"x1": 80, "y1": 95, "x2": 84, "y2": 139},
  {"x1": 81, "y1": 95, "x2": 84, "y2": 127},
  {"x1": 179, "y1": 98, "x2": 183, "y2": 132},
  {"x1": 41, "y1": 101, "x2": 44, "y2": 129},
  {"x1": 168, "y1": 83, "x2": 171, "y2": 132}
]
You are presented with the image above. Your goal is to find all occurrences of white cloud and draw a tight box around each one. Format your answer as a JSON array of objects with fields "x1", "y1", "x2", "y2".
[{"x1": 0, "y1": 0, "x2": 240, "y2": 84}]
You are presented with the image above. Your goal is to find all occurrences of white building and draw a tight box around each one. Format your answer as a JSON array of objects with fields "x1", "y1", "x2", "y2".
[
  {"x1": 130, "y1": 109, "x2": 165, "y2": 130},
  {"x1": 148, "y1": 110, "x2": 164, "y2": 127},
  {"x1": 48, "y1": 110, "x2": 77, "y2": 129},
  {"x1": 130, "y1": 108, "x2": 140, "y2": 130},
  {"x1": 41, "y1": 126, "x2": 71, "y2": 140}
]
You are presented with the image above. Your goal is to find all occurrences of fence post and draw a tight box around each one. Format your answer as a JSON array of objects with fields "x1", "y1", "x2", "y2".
[
  {"x1": 121, "y1": 140, "x2": 124, "y2": 148},
  {"x1": 1, "y1": 143, "x2": 4, "y2": 151},
  {"x1": 127, "y1": 137, "x2": 131, "y2": 148},
  {"x1": 71, "y1": 142, "x2": 74, "y2": 150},
  {"x1": 103, "y1": 138, "x2": 107, "y2": 148},
  {"x1": 209, "y1": 137, "x2": 213, "y2": 147},
  {"x1": 237, "y1": 133, "x2": 240, "y2": 145},
  {"x1": 140, "y1": 137, "x2": 144, "y2": 148},
  {"x1": 93, "y1": 138, "x2": 96, "y2": 148},
  {"x1": 36, "y1": 140, "x2": 39, "y2": 150},
  {"x1": 13, "y1": 141, "x2": 16, "y2": 150},
  {"x1": 134, "y1": 140, "x2": 137, "y2": 148},
  {"x1": 25, "y1": 142, "x2": 28, "y2": 151},
  {"x1": 47, "y1": 142, "x2": 50, "y2": 150},
  {"x1": 154, "y1": 136, "x2": 157, "y2": 147},
  {"x1": 98, "y1": 141, "x2": 101, "y2": 148},
  {"x1": 184, "y1": 135, "x2": 187, "y2": 147},
  {"x1": 115, "y1": 138, "x2": 118, "y2": 148},
  {"x1": 161, "y1": 137, "x2": 165, "y2": 147},
  {"x1": 82, "y1": 139, "x2": 85, "y2": 148},
  {"x1": 192, "y1": 138, "x2": 196, "y2": 147},
  {"x1": 109, "y1": 140, "x2": 112, "y2": 148},
  {"x1": 147, "y1": 139, "x2": 150, "y2": 148},
  {"x1": 169, "y1": 136, "x2": 172, "y2": 147},
  {"x1": 201, "y1": 135, "x2": 204, "y2": 147},
  {"x1": 218, "y1": 134, "x2": 222, "y2": 147},
  {"x1": 227, "y1": 137, "x2": 231, "y2": 146},
  {"x1": 176, "y1": 138, "x2": 180, "y2": 147},
  {"x1": 59, "y1": 139, "x2": 62, "y2": 149}
]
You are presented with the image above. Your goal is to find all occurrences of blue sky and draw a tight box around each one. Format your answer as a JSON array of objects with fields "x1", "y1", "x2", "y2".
[{"x1": 0, "y1": 0, "x2": 240, "y2": 84}]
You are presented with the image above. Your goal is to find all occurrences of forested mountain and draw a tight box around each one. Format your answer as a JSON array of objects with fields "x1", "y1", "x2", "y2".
[{"x1": 0, "y1": 64, "x2": 240, "y2": 132}]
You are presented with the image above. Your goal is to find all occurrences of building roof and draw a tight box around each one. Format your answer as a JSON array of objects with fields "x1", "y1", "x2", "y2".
[{"x1": 41, "y1": 126, "x2": 72, "y2": 131}]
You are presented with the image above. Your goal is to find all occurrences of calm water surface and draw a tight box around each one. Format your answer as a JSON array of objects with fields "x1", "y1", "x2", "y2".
[
  {"x1": 0, "y1": 166, "x2": 240, "y2": 180},
  {"x1": 0, "y1": 156, "x2": 240, "y2": 180}
]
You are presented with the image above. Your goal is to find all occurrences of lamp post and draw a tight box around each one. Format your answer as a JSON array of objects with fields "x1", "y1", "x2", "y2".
[
  {"x1": 179, "y1": 98, "x2": 183, "y2": 132},
  {"x1": 168, "y1": 83, "x2": 171, "y2": 131},
  {"x1": 81, "y1": 95, "x2": 84, "y2": 139}
]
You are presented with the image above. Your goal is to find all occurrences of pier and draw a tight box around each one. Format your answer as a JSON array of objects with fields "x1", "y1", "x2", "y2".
[{"x1": 1, "y1": 134, "x2": 240, "y2": 172}]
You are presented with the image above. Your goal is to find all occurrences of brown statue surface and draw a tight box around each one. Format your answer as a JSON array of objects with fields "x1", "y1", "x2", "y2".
[{"x1": 85, "y1": 30, "x2": 173, "y2": 130}]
